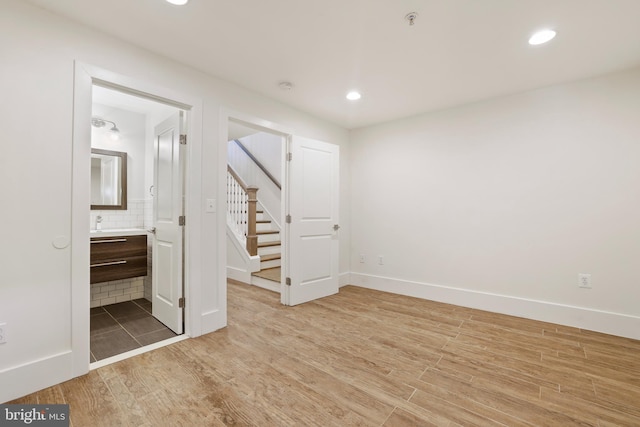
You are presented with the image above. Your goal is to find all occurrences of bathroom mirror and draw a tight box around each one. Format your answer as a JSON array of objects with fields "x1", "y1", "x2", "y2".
[{"x1": 91, "y1": 148, "x2": 127, "y2": 210}]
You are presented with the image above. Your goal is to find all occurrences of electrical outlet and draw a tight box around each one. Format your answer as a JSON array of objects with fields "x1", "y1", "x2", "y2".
[
  {"x1": 0, "y1": 322, "x2": 6, "y2": 344},
  {"x1": 359, "y1": 254, "x2": 365, "y2": 263},
  {"x1": 206, "y1": 198, "x2": 216, "y2": 213},
  {"x1": 378, "y1": 255, "x2": 384, "y2": 265},
  {"x1": 578, "y1": 273, "x2": 592, "y2": 289}
]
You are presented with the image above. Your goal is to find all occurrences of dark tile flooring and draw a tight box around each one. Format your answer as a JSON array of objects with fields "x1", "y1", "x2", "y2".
[{"x1": 90, "y1": 299, "x2": 177, "y2": 362}]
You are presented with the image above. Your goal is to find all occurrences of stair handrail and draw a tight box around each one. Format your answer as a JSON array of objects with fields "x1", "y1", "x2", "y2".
[
  {"x1": 226, "y1": 165, "x2": 258, "y2": 256},
  {"x1": 232, "y1": 139, "x2": 282, "y2": 190}
]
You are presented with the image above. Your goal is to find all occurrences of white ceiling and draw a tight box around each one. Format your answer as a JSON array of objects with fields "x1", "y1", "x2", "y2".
[{"x1": 26, "y1": 0, "x2": 640, "y2": 129}]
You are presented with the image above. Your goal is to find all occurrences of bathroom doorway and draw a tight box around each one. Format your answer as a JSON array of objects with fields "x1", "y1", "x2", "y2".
[{"x1": 89, "y1": 84, "x2": 186, "y2": 363}]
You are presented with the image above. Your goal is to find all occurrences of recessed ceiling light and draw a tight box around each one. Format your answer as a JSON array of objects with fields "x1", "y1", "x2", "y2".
[
  {"x1": 346, "y1": 91, "x2": 361, "y2": 101},
  {"x1": 166, "y1": 0, "x2": 189, "y2": 5},
  {"x1": 529, "y1": 29, "x2": 556, "y2": 45}
]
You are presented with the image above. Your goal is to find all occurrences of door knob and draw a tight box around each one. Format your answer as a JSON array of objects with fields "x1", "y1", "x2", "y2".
[
  {"x1": 148, "y1": 227, "x2": 156, "y2": 235},
  {"x1": 333, "y1": 224, "x2": 340, "y2": 231}
]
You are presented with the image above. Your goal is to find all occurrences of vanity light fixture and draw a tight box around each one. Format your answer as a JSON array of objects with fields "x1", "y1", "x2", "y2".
[
  {"x1": 91, "y1": 117, "x2": 120, "y2": 141},
  {"x1": 346, "y1": 91, "x2": 362, "y2": 101},
  {"x1": 529, "y1": 29, "x2": 557, "y2": 45},
  {"x1": 166, "y1": 0, "x2": 189, "y2": 5}
]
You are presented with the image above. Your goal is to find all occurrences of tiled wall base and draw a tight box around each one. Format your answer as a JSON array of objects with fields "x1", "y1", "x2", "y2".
[{"x1": 90, "y1": 277, "x2": 145, "y2": 308}]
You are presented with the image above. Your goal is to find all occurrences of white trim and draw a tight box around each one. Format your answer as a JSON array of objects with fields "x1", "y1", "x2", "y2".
[
  {"x1": 339, "y1": 272, "x2": 351, "y2": 287},
  {"x1": 0, "y1": 352, "x2": 73, "y2": 403},
  {"x1": 89, "y1": 335, "x2": 189, "y2": 370},
  {"x1": 227, "y1": 266, "x2": 251, "y2": 283},
  {"x1": 71, "y1": 62, "x2": 93, "y2": 379},
  {"x1": 251, "y1": 276, "x2": 281, "y2": 293},
  {"x1": 225, "y1": 222, "x2": 261, "y2": 284},
  {"x1": 349, "y1": 272, "x2": 640, "y2": 340},
  {"x1": 72, "y1": 62, "x2": 204, "y2": 381},
  {"x1": 225, "y1": 219, "x2": 260, "y2": 275}
]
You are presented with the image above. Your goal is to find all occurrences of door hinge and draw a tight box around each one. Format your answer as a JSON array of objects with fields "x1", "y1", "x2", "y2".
[
  {"x1": 285, "y1": 277, "x2": 291, "y2": 286},
  {"x1": 286, "y1": 214, "x2": 291, "y2": 224},
  {"x1": 287, "y1": 152, "x2": 292, "y2": 161},
  {"x1": 178, "y1": 297, "x2": 185, "y2": 308},
  {"x1": 179, "y1": 215, "x2": 186, "y2": 226},
  {"x1": 180, "y1": 134, "x2": 187, "y2": 145}
]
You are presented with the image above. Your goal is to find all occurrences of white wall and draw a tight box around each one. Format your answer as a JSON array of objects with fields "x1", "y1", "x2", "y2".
[
  {"x1": 349, "y1": 67, "x2": 640, "y2": 339},
  {"x1": 0, "y1": 0, "x2": 349, "y2": 402},
  {"x1": 233, "y1": 132, "x2": 283, "y2": 186},
  {"x1": 227, "y1": 132, "x2": 283, "y2": 226}
]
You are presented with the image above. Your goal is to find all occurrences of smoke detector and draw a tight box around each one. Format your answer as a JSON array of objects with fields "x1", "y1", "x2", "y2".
[{"x1": 278, "y1": 81, "x2": 294, "y2": 91}]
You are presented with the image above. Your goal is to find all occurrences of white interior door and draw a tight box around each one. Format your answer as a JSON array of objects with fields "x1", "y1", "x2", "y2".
[
  {"x1": 152, "y1": 112, "x2": 184, "y2": 334},
  {"x1": 285, "y1": 135, "x2": 339, "y2": 305}
]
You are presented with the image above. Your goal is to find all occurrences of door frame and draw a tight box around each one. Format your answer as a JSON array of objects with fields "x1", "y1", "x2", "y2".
[
  {"x1": 221, "y1": 110, "x2": 291, "y2": 303},
  {"x1": 71, "y1": 62, "x2": 203, "y2": 377}
]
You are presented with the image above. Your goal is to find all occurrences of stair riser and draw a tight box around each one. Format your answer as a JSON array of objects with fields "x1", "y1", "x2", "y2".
[
  {"x1": 258, "y1": 245, "x2": 281, "y2": 256},
  {"x1": 256, "y1": 223, "x2": 274, "y2": 232},
  {"x1": 257, "y1": 234, "x2": 280, "y2": 243},
  {"x1": 251, "y1": 276, "x2": 281, "y2": 292},
  {"x1": 260, "y1": 259, "x2": 281, "y2": 269}
]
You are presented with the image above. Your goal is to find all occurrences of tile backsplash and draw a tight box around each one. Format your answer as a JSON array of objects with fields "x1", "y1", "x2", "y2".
[{"x1": 90, "y1": 199, "x2": 147, "y2": 230}]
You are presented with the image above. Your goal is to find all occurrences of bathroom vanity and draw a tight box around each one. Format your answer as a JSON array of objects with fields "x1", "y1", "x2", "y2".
[{"x1": 90, "y1": 229, "x2": 148, "y2": 284}]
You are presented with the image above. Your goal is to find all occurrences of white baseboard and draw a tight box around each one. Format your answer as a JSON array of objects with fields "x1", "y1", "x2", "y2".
[
  {"x1": 339, "y1": 272, "x2": 351, "y2": 288},
  {"x1": 227, "y1": 266, "x2": 251, "y2": 284},
  {"x1": 0, "y1": 351, "x2": 74, "y2": 403},
  {"x1": 349, "y1": 272, "x2": 640, "y2": 341},
  {"x1": 201, "y1": 308, "x2": 226, "y2": 335},
  {"x1": 251, "y1": 276, "x2": 281, "y2": 293}
]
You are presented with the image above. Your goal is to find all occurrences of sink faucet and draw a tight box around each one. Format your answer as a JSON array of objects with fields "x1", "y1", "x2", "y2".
[{"x1": 96, "y1": 215, "x2": 103, "y2": 231}]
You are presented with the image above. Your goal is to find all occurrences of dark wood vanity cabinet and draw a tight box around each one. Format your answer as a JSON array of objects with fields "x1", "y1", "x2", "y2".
[{"x1": 90, "y1": 235, "x2": 147, "y2": 284}]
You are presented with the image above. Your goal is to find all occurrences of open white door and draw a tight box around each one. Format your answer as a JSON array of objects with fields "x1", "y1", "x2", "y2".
[
  {"x1": 152, "y1": 112, "x2": 184, "y2": 334},
  {"x1": 285, "y1": 136, "x2": 339, "y2": 306}
]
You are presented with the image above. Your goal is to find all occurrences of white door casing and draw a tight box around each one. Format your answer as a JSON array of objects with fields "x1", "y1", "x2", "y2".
[
  {"x1": 285, "y1": 136, "x2": 339, "y2": 305},
  {"x1": 152, "y1": 112, "x2": 184, "y2": 334}
]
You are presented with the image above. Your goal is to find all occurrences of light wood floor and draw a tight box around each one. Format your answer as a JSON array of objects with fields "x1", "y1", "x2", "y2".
[{"x1": 10, "y1": 283, "x2": 640, "y2": 426}]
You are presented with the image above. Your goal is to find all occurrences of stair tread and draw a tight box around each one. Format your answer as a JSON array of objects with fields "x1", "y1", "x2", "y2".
[
  {"x1": 257, "y1": 230, "x2": 280, "y2": 235},
  {"x1": 261, "y1": 253, "x2": 281, "y2": 261},
  {"x1": 252, "y1": 267, "x2": 281, "y2": 283},
  {"x1": 258, "y1": 241, "x2": 281, "y2": 248},
  {"x1": 257, "y1": 220, "x2": 271, "y2": 223}
]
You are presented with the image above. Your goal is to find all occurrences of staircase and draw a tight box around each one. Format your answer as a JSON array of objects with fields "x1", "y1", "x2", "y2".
[
  {"x1": 251, "y1": 207, "x2": 282, "y2": 291},
  {"x1": 226, "y1": 137, "x2": 282, "y2": 292}
]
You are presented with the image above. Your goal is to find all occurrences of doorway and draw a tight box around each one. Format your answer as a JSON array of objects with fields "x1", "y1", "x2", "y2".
[
  {"x1": 89, "y1": 84, "x2": 186, "y2": 363},
  {"x1": 224, "y1": 114, "x2": 341, "y2": 307},
  {"x1": 226, "y1": 118, "x2": 286, "y2": 292}
]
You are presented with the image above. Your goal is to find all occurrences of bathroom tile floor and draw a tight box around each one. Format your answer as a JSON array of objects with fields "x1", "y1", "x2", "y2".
[{"x1": 90, "y1": 299, "x2": 177, "y2": 362}]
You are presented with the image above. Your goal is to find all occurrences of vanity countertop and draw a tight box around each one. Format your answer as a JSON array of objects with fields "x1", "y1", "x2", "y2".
[{"x1": 90, "y1": 228, "x2": 147, "y2": 238}]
